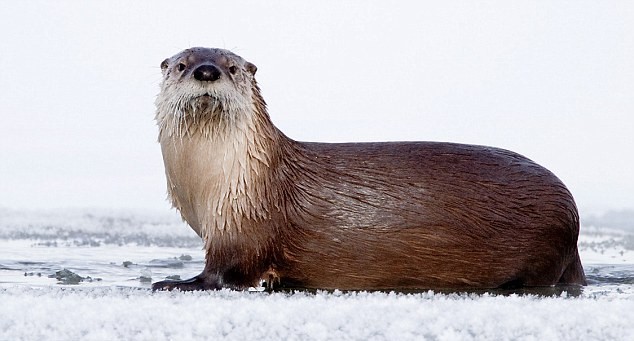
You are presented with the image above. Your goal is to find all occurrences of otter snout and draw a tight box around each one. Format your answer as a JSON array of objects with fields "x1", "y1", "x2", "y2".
[{"x1": 194, "y1": 64, "x2": 221, "y2": 82}]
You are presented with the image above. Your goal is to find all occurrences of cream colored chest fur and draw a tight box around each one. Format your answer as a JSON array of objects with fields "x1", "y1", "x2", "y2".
[{"x1": 159, "y1": 131, "x2": 257, "y2": 242}]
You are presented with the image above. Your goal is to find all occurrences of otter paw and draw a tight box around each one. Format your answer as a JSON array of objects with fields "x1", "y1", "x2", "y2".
[{"x1": 151, "y1": 276, "x2": 220, "y2": 292}]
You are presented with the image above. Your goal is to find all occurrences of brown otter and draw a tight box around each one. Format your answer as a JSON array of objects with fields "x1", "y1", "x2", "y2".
[{"x1": 152, "y1": 47, "x2": 586, "y2": 291}]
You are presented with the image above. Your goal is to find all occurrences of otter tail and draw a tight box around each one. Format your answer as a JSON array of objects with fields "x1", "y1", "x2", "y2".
[{"x1": 559, "y1": 250, "x2": 586, "y2": 285}]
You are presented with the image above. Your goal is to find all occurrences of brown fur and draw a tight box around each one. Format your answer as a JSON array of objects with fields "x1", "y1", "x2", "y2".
[{"x1": 152, "y1": 47, "x2": 586, "y2": 291}]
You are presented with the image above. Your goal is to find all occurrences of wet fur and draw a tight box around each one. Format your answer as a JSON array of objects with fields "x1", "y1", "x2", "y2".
[{"x1": 154, "y1": 47, "x2": 586, "y2": 291}]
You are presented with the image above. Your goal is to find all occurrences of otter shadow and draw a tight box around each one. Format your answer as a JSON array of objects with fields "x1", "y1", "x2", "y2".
[{"x1": 264, "y1": 284, "x2": 585, "y2": 298}]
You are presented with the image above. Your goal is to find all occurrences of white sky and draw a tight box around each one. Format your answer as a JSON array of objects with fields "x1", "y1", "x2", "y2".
[{"x1": 0, "y1": 1, "x2": 632, "y2": 214}]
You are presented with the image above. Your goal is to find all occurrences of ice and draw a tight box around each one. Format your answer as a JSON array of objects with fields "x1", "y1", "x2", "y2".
[
  {"x1": 1, "y1": 208, "x2": 633, "y2": 340},
  {"x1": 0, "y1": 208, "x2": 201, "y2": 247}
]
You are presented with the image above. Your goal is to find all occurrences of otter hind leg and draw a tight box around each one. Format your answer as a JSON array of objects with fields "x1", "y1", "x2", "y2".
[{"x1": 558, "y1": 251, "x2": 587, "y2": 286}]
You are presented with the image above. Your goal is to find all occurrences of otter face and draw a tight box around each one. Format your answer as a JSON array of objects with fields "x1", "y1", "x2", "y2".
[
  {"x1": 159, "y1": 47, "x2": 257, "y2": 85},
  {"x1": 155, "y1": 47, "x2": 259, "y2": 136}
]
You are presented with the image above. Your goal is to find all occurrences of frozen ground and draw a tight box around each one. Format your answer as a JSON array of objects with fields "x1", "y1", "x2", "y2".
[{"x1": 1, "y1": 208, "x2": 633, "y2": 340}]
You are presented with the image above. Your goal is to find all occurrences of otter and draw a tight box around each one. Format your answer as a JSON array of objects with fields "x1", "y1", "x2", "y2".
[{"x1": 152, "y1": 47, "x2": 586, "y2": 291}]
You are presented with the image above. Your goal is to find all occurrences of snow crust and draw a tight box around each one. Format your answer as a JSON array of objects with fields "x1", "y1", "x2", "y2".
[{"x1": 1, "y1": 287, "x2": 632, "y2": 341}]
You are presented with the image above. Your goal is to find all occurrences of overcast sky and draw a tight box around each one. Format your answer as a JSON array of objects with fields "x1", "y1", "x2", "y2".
[{"x1": 1, "y1": 1, "x2": 632, "y2": 215}]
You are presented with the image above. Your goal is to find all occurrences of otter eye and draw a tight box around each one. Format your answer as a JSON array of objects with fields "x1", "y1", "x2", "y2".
[
  {"x1": 160, "y1": 60, "x2": 169, "y2": 70},
  {"x1": 177, "y1": 63, "x2": 186, "y2": 72},
  {"x1": 228, "y1": 66, "x2": 237, "y2": 75}
]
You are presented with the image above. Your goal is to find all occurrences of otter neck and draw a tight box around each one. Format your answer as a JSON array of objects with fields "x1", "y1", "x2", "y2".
[{"x1": 158, "y1": 105, "x2": 287, "y2": 245}]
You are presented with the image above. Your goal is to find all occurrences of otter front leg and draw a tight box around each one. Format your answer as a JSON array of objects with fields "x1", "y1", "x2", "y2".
[{"x1": 152, "y1": 272, "x2": 222, "y2": 291}]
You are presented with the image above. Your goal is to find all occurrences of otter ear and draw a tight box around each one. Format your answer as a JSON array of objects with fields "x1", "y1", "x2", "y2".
[
  {"x1": 160, "y1": 58, "x2": 169, "y2": 75},
  {"x1": 245, "y1": 62, "x2": 257, "y2": 75}
]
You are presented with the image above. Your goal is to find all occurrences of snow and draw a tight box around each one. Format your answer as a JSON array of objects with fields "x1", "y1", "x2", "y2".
[
  {"x1": 1, "y1": 209, "x2": 633, "y2": 340},
  {"x1": 1, "y1": 287, "x2": 632, "y2": 341}
]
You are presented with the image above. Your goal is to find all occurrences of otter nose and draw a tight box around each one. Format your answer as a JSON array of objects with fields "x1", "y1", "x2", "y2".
[{"x1": 193, "y1": 64, "x2": 222, "y2": 82}]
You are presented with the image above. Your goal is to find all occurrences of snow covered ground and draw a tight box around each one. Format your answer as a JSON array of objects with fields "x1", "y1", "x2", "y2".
[
  {"x1": 1, "y1": 208, "x2": 633, "y2": 340},
  {"x1": 2, "y1": 286, "x2": 632, "y2": 340}
]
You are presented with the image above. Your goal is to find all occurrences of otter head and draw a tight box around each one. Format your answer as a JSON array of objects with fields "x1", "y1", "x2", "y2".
[{"x1": 155, "y1": 47, "x2": 260, "y2": 137}]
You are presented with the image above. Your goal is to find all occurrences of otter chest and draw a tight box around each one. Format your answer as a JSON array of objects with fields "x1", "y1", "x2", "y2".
[{"x1": 159, "y1": 134, "x2": 252, "y2": 237}]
